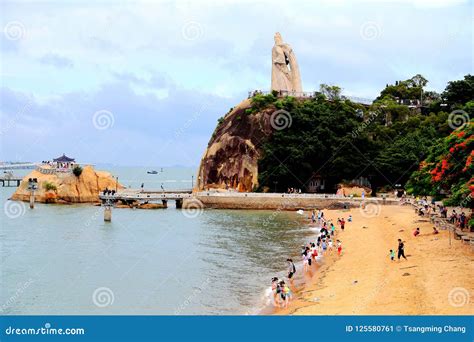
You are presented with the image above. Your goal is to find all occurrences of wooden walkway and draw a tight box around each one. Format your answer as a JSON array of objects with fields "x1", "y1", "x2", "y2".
[
  {"x1": 99, "y1": 189, "x2": 193, "y2": 208},
  {"x1": 0, "y1": 175, "x2": 22, "y2": 187}
]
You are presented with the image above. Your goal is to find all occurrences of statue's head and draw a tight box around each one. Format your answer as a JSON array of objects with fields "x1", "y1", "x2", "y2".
[{"x1": 274, "y1": 32, "x2": 283, "y2": 45}]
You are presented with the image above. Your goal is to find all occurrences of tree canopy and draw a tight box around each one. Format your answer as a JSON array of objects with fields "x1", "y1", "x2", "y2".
[{"x1": 251, "y1": 74, "x2": 472, "y2": 205}]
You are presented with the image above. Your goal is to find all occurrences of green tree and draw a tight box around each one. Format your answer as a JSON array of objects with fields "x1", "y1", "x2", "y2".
[{"x1": 442, "y1": 75, "x2": 474, "y2": 107}]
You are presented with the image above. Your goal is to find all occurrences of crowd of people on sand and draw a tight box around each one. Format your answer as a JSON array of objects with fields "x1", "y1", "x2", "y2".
[
  {"x1": 414, "y1": 196, "x2": 469, "y2": 230},
  {"x1": 270, "y1": 210, "x2": 347, "y2": 309},
  {"x1": 270, "y1": 203, "x2": 447, "y2": 308},
  {"x1": 269, "y1": 195, "x2": 471, "y2": 310}
]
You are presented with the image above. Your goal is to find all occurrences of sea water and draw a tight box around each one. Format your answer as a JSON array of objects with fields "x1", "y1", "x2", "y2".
[{"x1": 0, "y1": 166, "x2": 316, "y2": 315}]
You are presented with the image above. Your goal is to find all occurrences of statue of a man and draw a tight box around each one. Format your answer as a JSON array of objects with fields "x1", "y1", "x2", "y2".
[{"x1": 271, "y1": 32, "x2": 302, "y2": 93}]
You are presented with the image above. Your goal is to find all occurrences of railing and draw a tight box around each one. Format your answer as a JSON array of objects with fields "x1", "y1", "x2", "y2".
[
  {"x1": 247, "y1": 90, "x2": 373, "y2": 105},
  {"x1": 36, "y1": 166, "x2": 56, "y2": 175},
  {"x1": 99, "y1": 193, "x2": 192, "y2": 200},
  {"x1": 0, "y1": 163, "x2": 38, "y2": 170},
  {"x1": 194, "y1": 192, "x2": 398, "y2": 201}
]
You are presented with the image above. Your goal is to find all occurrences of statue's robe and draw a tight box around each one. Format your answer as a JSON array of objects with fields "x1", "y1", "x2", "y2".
[{"x1": 271, "y1": 43, "x2": 302, "y2": 93}]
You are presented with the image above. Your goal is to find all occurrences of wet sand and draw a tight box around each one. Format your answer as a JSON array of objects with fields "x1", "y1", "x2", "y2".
[{"x1": 273, "y1": 205, "x2": 474, "y2": 315}]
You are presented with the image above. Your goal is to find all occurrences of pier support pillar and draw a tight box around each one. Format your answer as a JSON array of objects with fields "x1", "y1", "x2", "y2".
[
  {"x1": 176, "y1": 198, "x2": 183, "y2": 209},
  {"x1": 29, "y1": 192, "x2": 35, "y2": 209},
  {"x1": 162, "y1": 200, "x2": 168, "y2": 208},
  {"x1": 104, "y1": 206, "x2": 112, "y2": 222}
]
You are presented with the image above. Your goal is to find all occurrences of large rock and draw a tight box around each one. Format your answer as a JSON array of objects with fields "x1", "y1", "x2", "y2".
[
  {"x1": 196, "y1": 99, "x2": 275, "y2": 192},
  {"x1": 11, "y1": 165, "x2": 123, "y2": 203}
]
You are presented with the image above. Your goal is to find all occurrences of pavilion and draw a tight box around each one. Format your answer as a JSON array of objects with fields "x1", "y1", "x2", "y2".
[{"x1": 53, "y1": 154, "x2": 76, "y2": 171}]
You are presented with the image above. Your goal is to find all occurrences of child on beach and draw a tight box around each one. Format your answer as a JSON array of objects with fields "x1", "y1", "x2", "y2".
[
  {"x1": 336, "y1": 240, "x2": 342, "y2": 256},
  {"x1": 389, "y1": 249, "x2": 395, "y2": 261},
  {"x1": 302, "y1": 249, "x2": 309, "y2": 272},
  {"x1": 348, "y1": 215, "x2": 352, "y2": 222},
  {"x1": 328, "y1": 238, "x2": 333, "y2": 253},
  {"x1": 413, "y1": 227, "x2": 420, "y2": 237},
  {"x1": 340, "y1": 218, "x2": 345, "y2": 231},
  {"x1": 321, "y1": 239, "x2": 327, "y2": 253},
  {"x1": 271, "y1": 277, "x2": 280, "y2": 306},
  {"x1": 311, "y1": 243, "x2": 318, "y2": 260},
  {"x1": 330, "y1": 223, "x2": 335, "y2": 236},
  {"x1": 280, "y1": 280, "x2": 291, "y2": 308}
]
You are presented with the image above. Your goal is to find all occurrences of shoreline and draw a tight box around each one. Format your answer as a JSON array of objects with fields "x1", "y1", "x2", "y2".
[{"x1": 268, "y1": 204, "x2": 473, "y2": 315}]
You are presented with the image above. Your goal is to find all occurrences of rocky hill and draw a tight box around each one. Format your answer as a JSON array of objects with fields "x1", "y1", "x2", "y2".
[{"x1": 196, "y1": 98, "x2": 277, "y2": 192}]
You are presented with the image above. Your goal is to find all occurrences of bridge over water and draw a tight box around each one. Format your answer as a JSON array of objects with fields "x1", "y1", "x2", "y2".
[
  {"x1": 99, "y1": 189, "x2": 193, "y2": 208},
  {"x1": 99, "y1": 189, "x2": 399, "y2": 220},
  {"x1": 0, "y1": 163, "x2": 38, "y2": 170}
]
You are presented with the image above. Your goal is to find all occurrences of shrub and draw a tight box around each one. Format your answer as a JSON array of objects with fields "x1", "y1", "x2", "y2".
[
  {"x1": 72, "y1": 165, "x2": 83, "y2": 177},
  {"x1": 44, "y1": 181, "x2": 57, "y2": 191}
]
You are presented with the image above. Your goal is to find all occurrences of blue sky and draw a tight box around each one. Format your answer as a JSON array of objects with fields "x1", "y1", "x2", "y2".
[{"x1": 0, "y1": 0, "x2": 472, "y2": 166}]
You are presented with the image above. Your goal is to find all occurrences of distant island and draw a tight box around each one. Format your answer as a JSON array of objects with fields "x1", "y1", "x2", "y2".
[{"x1": 11, "y1": 154, "x2": 122, "y2": 203}]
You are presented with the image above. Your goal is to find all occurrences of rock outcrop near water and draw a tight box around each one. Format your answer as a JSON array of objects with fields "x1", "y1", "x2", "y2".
[
  {"x1": 197, "y1": 99, "x2": 275, "y2": 192},
  {"x1": 11, "y1": 165, "x2": 122, "y2": 203}
]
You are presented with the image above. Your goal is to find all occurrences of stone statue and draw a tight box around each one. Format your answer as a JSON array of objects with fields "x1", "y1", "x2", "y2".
[{"x1": 271, "y1": 32, "x2": 302, "y2": 93}]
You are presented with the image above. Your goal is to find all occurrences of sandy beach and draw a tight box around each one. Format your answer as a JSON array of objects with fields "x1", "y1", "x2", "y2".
[{"x1": 274, "y1": 204, "x2": 474, "y2": 315}]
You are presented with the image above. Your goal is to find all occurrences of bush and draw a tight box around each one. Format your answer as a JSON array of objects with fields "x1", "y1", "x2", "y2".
[
  {"x1": 72, "y1": 165, "x2": 83, "y2": 177},
  {"x1": 44, "y1": 181, "x2": 57, "y2": 191}
]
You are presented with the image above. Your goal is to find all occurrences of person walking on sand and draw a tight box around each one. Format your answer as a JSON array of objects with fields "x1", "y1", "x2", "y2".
[
  {"x1": 340, "y1": 218, "x2": 345, "y2": 231},
  {"x1": 397, "y1": 239, "x2": 407, "y2": 261}
]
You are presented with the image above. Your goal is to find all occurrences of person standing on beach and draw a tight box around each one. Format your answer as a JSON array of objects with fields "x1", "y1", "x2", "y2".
[
  {"x1": 340, "y1": 218, "x2": 345, "y2": 231},
  {"x1": 287, "y1": 259, "x2": 296, "y2": 279},
  {"x1": 302, "y1": 248, "x2": 309, "y2": 272},
  {"x1": 328, "y1": 238, "x2": 333, "y2": 253},
  {"x1": 397, "y1": 239, "x2": 407, "y2": 260}
]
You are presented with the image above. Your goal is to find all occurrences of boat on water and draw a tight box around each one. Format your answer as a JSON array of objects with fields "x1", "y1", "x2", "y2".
[{"x1": 147, "y1": 170, "x2": 158, "y2": 174}]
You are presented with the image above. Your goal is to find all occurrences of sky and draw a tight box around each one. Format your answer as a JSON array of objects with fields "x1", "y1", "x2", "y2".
[{"x1": 0, "y1": 0, "x2": 472, "y2": 166}]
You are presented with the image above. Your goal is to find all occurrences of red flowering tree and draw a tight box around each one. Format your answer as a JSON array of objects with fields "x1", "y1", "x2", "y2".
[{"x1": 407, "y1": 120, "x2": 473, "y2": 206}]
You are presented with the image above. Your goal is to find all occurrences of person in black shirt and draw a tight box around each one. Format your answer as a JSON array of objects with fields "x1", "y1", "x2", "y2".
[{"x1": 397, "y1": 239, "x2": 407, "y2": 260}]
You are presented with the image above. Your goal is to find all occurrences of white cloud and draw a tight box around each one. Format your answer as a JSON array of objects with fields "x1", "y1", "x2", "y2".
[{"x1": 0, "y1": 0, "x2": 472, "y2": 164}]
